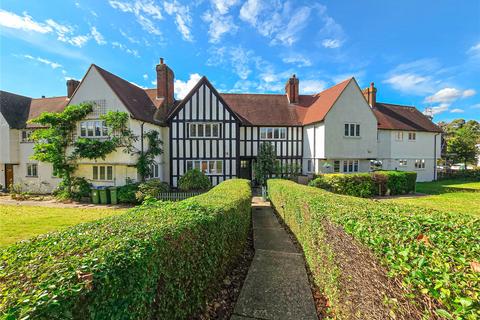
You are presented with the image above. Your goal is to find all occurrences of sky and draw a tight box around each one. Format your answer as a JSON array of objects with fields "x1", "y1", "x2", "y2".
[{"x1": 0, "y1": 0, "x2": 479, "y2": 122}]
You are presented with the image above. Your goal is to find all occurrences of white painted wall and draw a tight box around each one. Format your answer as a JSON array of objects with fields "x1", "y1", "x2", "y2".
[
  {"x1": 302, "y1": 123, "x2": 325, "y2": 173},
  {"x1": 324, "y1": 80, "x2": 378, "y2": 160}
]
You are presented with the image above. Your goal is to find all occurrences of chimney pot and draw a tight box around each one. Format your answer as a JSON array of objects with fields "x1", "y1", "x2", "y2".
[
  {"x1": 42, "y1": 95, "x2": 45, "y2": 98},
  {"x1": 285, "y1": 74, "x2": 300, "y2": 104},
  {"x1": 160, "y1": 57, "x2": 164, "y2": 64}
]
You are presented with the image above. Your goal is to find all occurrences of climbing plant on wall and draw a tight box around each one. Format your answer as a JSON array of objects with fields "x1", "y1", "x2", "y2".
[{"x1": 29, "y1": 105, "x2": 162, "y2": 199}]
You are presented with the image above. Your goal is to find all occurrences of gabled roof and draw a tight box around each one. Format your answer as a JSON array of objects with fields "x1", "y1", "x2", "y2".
[
  {"x1": 91, "y1": 65, "x2": 162, "y2": 124},
  {"x1": 373, "y1": 102, "x2": 442, "y2": 133},
  {"x1": 0, "y1": 90, "x2": 68, "y2": 129}
]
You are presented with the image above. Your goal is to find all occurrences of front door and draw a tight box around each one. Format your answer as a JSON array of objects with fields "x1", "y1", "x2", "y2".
[
  {"x1": 239, "y1": 159, "x2": 252, "y2": 180},
  {"x1": 5, "y1": 164, "x2": 14, "y2": 189}
]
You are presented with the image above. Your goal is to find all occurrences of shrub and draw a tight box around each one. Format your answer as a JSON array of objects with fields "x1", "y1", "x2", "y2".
[
  {"x1": 178, "y1": 169, "x2": 211, "y2": 191},
  {"x1": 117, "y1": 183, "x2": 140, "y2": 204},
  {"x1": 268, "y1": 179, "x2": 480, "y2": 319},
  {"x1": 135, "y1": 179, "x2": 170, "y2": 202},
  {"x1": 55, "y1": 177, "x2": 91, "y2": 201},
  {"x1": 1, "y1": 179, "x2": 251, "y2": 319},
  {"x1": 309, "y1": 171, "x2": 416, "y2": 197}
]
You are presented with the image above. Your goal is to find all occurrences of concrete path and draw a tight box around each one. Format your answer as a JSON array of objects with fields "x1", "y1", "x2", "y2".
[{"x1": 231, "y1": 197, "x2": 317, "y2": 320}]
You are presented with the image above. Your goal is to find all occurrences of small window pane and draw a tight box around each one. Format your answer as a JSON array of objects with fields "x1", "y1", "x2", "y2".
[
  {"x1": 260, "y1": 128, "x2": 266, "y2": 139},
  {"x1": 344, "y1": 124, "x2": 349, "y2": 136},
  {"x1": 100, "y1": 166, "x2": 105, "y2": 180},
  {"x1": 348, "y1": 161, "x2": 353, "y2": 172},
  {"x1": 205, "y1": 124, "x2": 211, "y2": 137},
  {"x1": 209, "y1": 161, "x2": 215, "y2": 174},
  {"x1": 274, "y1": 128, "x2": 279, "y2": 139},
  {"x1": 93, "y1": 166, "x2": 98, "y2": 180},
  {"x1": 350, "y1": 124, "x2": 355, "y2": 136},
  {"x1": 334, "y1": 160, "x2": 340, "y2": 173},
  {"x1": 343, "y1": 161, "x2": 348, "y2": 172},
  {"x1": 190, "y1": 124, "x2": 197, "y2": 137},
  {"x1": 186, "y1": 161, "x2": 193, "y2": 171},
  {"x1": 80, "y1": 123, "x2": 86, "y2": 136},
  {"x1": 267, "y1": 128, "x2": 273, "y2": 139},
  {"x1": 102, "y1": 121, "x2": 108, "y2": 136},
  {"x1": 201, "y1": 161, "x2": 208, "y2": 173},
  {"x1": 354, "y1": 161, "x2": 359, "y2": 172},
  {"x1": 280, "y1": 128, "x2": 286, "y2": 139},
  {"x1": 356, "y1": 124, "x2": 360, "y2": 136},
  {"x1": 87, "y1": 122, "x2": 94, "y2": 137},
  {"x1": 212, "y1": 124, "x2": 219, "y2": 137},
  {"x1": 198, "y1": 124, "x2": 204, "y2": 137},
  {"x1": 216, "y1": 161, "x2": 222, "y2": 173},
  {"x1": 95, "y1": 121, "x2": 101, "y2": 136},
  {"x1": 107, "y1": 166, "x2": 113, "y2": 180}
]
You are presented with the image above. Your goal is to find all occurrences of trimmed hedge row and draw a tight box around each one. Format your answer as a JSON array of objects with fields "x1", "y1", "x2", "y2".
[
  {"x1": 1, "y1": 179, "x2": 251, "y2": 319},
  {"x1": 309, "y1": 170, "x2": 417, "y2": 197},
  {"x1": 268, "y1": 179, "x2": 480, "y2": 319}
]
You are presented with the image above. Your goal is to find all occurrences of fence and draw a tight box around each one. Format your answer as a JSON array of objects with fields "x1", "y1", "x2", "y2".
[{"x1": 157, "y1": 191, "x2": 205, "y2": 201}]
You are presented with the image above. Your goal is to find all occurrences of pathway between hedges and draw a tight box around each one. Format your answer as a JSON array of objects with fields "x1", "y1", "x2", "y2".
[{"x1": 231, "y1": 197, "x2": 317, "y2": 320}]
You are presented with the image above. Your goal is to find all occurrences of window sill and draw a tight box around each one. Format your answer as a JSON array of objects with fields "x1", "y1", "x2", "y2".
[
  {"x1": 25, "y1": 176, "x2": 38, "y2": 178},
  {"x1": 343, "y1": 136, "x2": 361, "y2": 139}
]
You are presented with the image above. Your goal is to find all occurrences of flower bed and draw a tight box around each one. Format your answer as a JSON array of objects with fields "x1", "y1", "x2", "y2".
[
  {"x1": 1, "y1": 179, "x2": 251, "y2": 319},
  {"x1": 268, "y1": 179, "x2": 479, "y2": 319}
]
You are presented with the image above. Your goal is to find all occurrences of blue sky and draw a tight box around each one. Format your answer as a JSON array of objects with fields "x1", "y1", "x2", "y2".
[{"x1": 1, "y1": 0, "x2": 479, "y2": 122}]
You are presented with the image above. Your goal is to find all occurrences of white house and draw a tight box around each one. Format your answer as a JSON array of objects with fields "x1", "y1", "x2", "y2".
[{"x1": 0, "y1": 59, "x2": 442, "y2": 192}]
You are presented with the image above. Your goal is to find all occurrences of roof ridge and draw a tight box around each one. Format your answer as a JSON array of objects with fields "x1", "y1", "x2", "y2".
[
  {"x1": 33, "y1": 95, "x2": 67, "y2": 100},
  {"x1": 377, "y1": 102, "x2": 416, "y2": 108}
]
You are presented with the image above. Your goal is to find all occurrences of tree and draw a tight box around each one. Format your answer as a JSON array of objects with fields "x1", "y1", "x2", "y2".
[
  {"x1": 29, "y1": 104, "x2": 161, "y2": 199},
  {"x1": 253, "y1": 142, "x2": 277, "y2": 186},
  {"x1": 447, "y1": 125, "x2": 478, "y2": 169}
]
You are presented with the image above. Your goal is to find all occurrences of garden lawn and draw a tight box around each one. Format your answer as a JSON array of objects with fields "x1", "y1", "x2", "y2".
[
  {"x1": 0, "y1": 205, "x2": 124, "y2": 247},
  {"x1": 386, "y1": 180, "x2": 480, "y2": 217}
]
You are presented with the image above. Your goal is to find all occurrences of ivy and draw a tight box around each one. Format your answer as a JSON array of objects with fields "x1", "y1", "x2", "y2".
[{"x1": 136, "y1": 130, "x2": 163, "y2": 181}]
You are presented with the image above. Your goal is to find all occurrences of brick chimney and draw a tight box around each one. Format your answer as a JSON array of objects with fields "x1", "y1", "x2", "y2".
[
  {"x1": 285, "y1": 74, "x2": 299, "y2": 104},
  {"x1": 66, "y1": 79, "x2": 80, "y2": 99},
  {"x1": 362, "y1": 82, "x2": 377, "y2": 107},
  {"x1": 156, "y1": 58, "x2": 175, "y2": 105}
]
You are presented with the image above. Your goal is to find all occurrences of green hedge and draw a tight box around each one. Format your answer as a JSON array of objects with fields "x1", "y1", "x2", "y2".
[
  {"x1": 310, "y1": 170, "x2": 417, "y2": 197},
  {"x1": 1, "y1": 179, "x2": 251, "y2": 319},
  {"x1": 268, "y1": 179, "x2": 479, "y2": 319}
]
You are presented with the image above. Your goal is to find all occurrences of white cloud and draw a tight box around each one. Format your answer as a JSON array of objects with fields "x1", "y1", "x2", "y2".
[
  {"x1": 90, "y1": 27, "x2": 106, "y2": 45},
  {"x1": 109, "y1": 0, "x2": 163, "y2": 35},
  {"x1": 321, "y1": 38, "x2": 341, "y2": 48},
  {"x1": 174, "y1": 73, "x2": 202, "y2": 99},
  {"x1": 273, "y1": 5, "x2": 312, "y2": 46},
  {"x1": 450, "y1": 108, "x2": 464, "y2": 113},
  {"x1": 0, "y1": 9, "x2": 91, "y2": 47},
  {"x1": 463, "y1": 89, "x2": 476, "y2": 97},
  {"x1": 467, "y1": 42, "x2": 480, "y2": 57},
  {"x1": 384, "y1": 73, "x2": 431, "y2": 95},
  {"x1": 211, "y1": 0, "x2": 240, "y2": 14},
  {"x1": 22, "y1": 54, "x2": 62, "y2": 69},
  {"x1": 425, "y1": 87, "x2": 476, "y2": 104},
  {"x1": 471, "y1": 103, "x2": 480, "y2": 109},
  {"x1": 143, "y1": 73, "x2": 148, "y2": 80},
  {"x1": 239, "y1": 0, "x2": 262, "y2": 25},
  {"x1": 300, "y1": 80, "x2": 327, "y2": 94},
  {"x1": 431, "y1": 104, "x2": 449, "y2": 115},
  {"x1": 111, "y1": 41, "x2": 139, "y2": 57},
  {"x1": 120, "y1": 29, "x2": 140, "y2": 44},
  {"x1": 163, "y1": 1, "x2": 193, "y2": 41},
  {"x1": 202, "y1": 12, "x2": 237, "y2": 43},
  {"x1": 0, "y1": 9, "x2": 52, "y2": 33}
]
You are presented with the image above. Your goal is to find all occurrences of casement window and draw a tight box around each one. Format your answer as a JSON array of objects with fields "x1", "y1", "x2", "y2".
[
  {"x1": 26, "y1": 163, "x2": 38, "y2": 177},
  {"x1": 307, "y1": 159, "x2": 313, "y2": 173},
  {"x1": 186, "y1": 160, "x2": 223, "y2": 175},
  {"x1": 399, "y1": 160, "x2": 408, "y2": 166},
  {"x1": 92, "y1": 165, "x2": 113, "y2": 181},
  {"x1": 80, "y1": 120, "x2": 108, "y2": 138},
  {"x1": 146, "y1": 163, "x2": 159, "y2": 179},
  {"x1": 260, "y1": 127, "x2": 287, "y2": 140},
  {"x1": 344, "y1": 123, "x2": 360, "y2": 137},
  {"x1": 414, "y1": 159, "x2": 425, "y2": 169},
  {"x1": 408, "y1": 132, "x2": 416, "y2": 141},
  {"x1": 21, "y1": 130, "x2": 34, "y2": 142},
  {"x1": 189, "y1": 123, "x2": 220, "y2": 138},
  {"x1": 342, "y1": 160, "x2": 359, "y2": 173},
  {"x1": 333, "y1": 160, "x2": 341, "y2": 173},
  {"x1": 395, "y1": 131, "x2": 404, "y2": 141}
]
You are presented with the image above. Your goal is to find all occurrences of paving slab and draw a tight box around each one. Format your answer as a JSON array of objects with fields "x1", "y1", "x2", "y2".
[
  {"x1": 233, "y1": 250, "x2": 317, "y2": 320},
  {"x1": 253, "y1": 228, "x2": 298, "y2": 253}
]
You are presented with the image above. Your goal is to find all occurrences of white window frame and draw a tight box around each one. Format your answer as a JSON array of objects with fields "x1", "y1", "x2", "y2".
[
  {"x1": 342, "y1": 160, "x2": 359, "y2": 173},
  {"x1": 146, "y1": 163, "x2": 160, "y2": 179},
  {"x1": 395, "y1": 131, "x2": 404, "y2": 141},
  {"x1": 186, "y1": 160, "x2": 223, "y2": 175},
  {"x1": 414, "y1": 159, "x2": 425, "y2": 170},
  {"x1": 399, "y1": 159, "x2": 408, "y2": 166},
  {"x1": 408, "y1": 132, "x2": 416, "y2": 141},
  {"x1": 344, "y1": 123, "x2": 360, "y2": 137},
  {"x1": 21, "y1": 129, "x2": 35, "y2": 143},
  {"x1": 260, "y1": 127, "x2": 287, "y2": 140},
  {"x1": 26, "y1": 163, "x2": 38, "y2": 177},
  {"x1": 333, "y1": 160, "x2": 341, "y2": 173},
  {"x1": 188, "y1": 123, "x2": 221, "y2": 138},
  {"x1": 92, "y1": 165, "x2": 114, "y2": 181},
  {"x1": 80, "y1": 120, "x2": 108, "y2": 138}
]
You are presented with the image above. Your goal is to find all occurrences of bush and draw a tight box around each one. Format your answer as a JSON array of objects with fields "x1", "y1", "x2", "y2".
[
  {"x1": 178, "y1": 169, "x2": 212, "y2": 191},
  {"x1": 309, "y1": 171, "x2": 416, "y2": 197},
  {"x1": 117, "y1": 183, "x2": 140, "y2": 204},
  {"x1": 1, "y1": 179, "x2": 251, "y2": 319},
  {"x1": 135, "y1": 179, "x2": 170, "y2": 202},
  {"x1": 54, "y1": 177, "x2": 91, "y2": 201},
  {"x1": 268, "y1": 179, "x2": 480, "y2": 319}
]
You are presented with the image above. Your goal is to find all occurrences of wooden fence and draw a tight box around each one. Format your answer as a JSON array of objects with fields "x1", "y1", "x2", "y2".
[{"x1": 157, "y1": 191, "x2": 205, "y2": 201}]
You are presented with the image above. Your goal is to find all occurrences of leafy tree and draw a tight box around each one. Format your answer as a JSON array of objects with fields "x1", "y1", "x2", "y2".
[
  {"x1": 253, "y1": 142, "x2": 277, "y2": 186},
  {"x1": 446, "y1": 125, "x2": 479, "y2": 168}
]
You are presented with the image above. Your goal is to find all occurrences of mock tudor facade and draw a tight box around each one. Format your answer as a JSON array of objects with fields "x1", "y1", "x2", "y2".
[{"x1": 0, "y1": 59, "x2": 442, "y2": 192}]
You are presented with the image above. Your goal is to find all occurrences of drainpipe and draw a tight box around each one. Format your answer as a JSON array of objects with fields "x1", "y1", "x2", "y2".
[
  {"x1": 140, "y1": 122, "x2": 145, "y2": 182},
  {"x1": 434, "y1": 133, "x2": 440, "y2": 181}
]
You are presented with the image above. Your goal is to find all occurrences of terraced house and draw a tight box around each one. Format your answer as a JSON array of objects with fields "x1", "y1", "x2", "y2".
[{"x1": 0, "y1": 59, "x2": 442, "y2": 192}]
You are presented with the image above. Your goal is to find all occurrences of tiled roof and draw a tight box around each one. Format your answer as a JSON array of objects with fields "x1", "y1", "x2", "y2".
[
  {"x1": 28, "y1": 96, "x2": 69, "y2": 128},
  {"x1": 373, "y1": 103, "x2": 442, "y2": 132}
]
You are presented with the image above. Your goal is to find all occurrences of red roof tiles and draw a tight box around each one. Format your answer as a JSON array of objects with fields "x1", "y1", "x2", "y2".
[{"x1": 373, "y1": 103, "x2": 442, "y2": 132}]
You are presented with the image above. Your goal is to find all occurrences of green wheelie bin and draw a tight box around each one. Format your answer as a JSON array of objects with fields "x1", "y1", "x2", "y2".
[
  {"x1": 99, "y1": 187, "x2": 109, "y2": 204},
  {"x1": 91, "y1": 188, "x2": 100, "y2": 204},
  {"x1": 109, "y1": 187, "x2": 118, "y2": 205}
]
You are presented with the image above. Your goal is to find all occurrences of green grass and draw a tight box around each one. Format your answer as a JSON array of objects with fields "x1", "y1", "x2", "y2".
[
  {"x1": 387, "y1": 179, "x2": 480, "y2": 217},
  {"x1": 0, "y1": 205, "x2": 125, "y2": 247}
]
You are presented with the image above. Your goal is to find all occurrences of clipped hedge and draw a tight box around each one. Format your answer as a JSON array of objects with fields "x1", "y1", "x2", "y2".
[
  {"x1": 1, "y1": 179, "x2": 251, "y2": 319},
  {"x1": 310, "y1": 170, "x2": 416, "y2": 197},
  {"x1": 268, "y1": 179, "x2": 480, "y2": 319}
]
